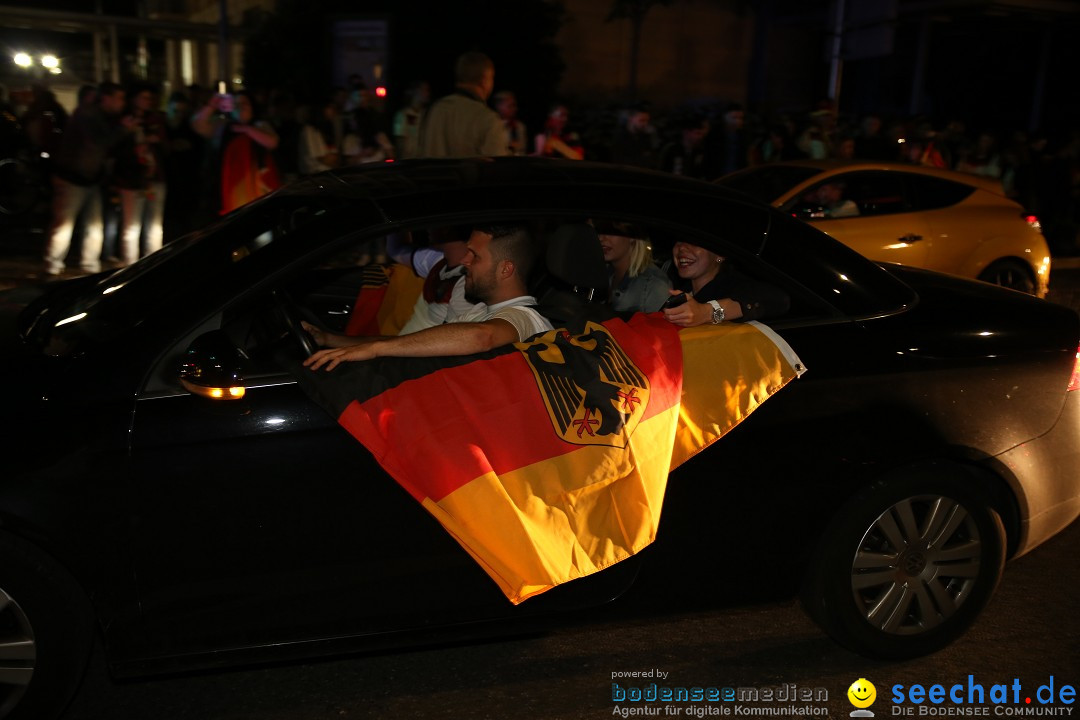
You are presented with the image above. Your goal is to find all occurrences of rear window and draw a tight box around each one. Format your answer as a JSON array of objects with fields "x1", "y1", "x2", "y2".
[{"x1": 907, "y1": 175, "x2": 976, "y2": 211}]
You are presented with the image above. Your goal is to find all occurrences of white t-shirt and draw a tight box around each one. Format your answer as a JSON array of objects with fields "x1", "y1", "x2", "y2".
[
  {"x1": 399, "y1": 273, "x2": 482, "y2": 335},
  {"x1": 456, "y1": 295, "x2": 553, "y2": 342},
  {"x1": 298, "y1": 125, "x2": 333, "y2": 175}
]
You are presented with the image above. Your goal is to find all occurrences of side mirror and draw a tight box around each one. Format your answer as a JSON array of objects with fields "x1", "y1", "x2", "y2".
[{"x1": 178, "y1": 331, "x2": 248, "y2": 400}]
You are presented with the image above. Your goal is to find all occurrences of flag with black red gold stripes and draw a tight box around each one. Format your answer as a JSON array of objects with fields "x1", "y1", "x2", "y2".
[
  {"x1": 343, "y1": 263, "x2": 425, "y2": 337},
  {"x1": 298, "y1": 313, "x2": 804, "y2": 603}
]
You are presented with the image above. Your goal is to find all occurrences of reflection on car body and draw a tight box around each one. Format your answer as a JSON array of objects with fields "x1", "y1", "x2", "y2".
[{"x1": 1, "y1": 158, "x2": 1078, "y2": 720}]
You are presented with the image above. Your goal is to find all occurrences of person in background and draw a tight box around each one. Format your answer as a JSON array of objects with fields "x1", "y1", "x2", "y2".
[
  {"x1": 796, "y1": 105, "x2": 837, "y2": 161},
  {"x1": 595, "y1": 220, "x2": 671, "y2": 313},
  {"x1": 493, "y1": 90, "x2": 528, "y2": 156},
  {"x1": 192, "y1": 90, "x2": 280, "y2": 215},
  {"x1": 853, "y1": 114, "x2": 891, "y2": 161},
  {"x1": 20, "y1": 84, "x2": 68, "y2": 164},
  {"x1": 297, "y1": 96, "x2": 341, "y2": 175},
  {"x1": 814, "y1": 181, "x2": 859, "y2": 218},
  {"x1": 346, "y1": 80, "x2": 394, "y2": 164},
  {"x1": 163, "y1": 89, "x2": 205, "y2": 241},
  {"x1": 707, "y1": 102, "x2": 749, "y2": 177},
  {"x1": 112, "y1": 83, "x2": 168, "y2": 266},
  {"x1": 658, "y1": 113, "x2": 710, "y2": 178},
  {"x1": 418, "y1": 51, "x2": 507, "y2": 158},
  {"x1": 534, "y1": 103, "x2": 583, "y2": 160},
  {"x1": 956, "y1": 131, "x2": 1003, "y2": 179},
  {"x1": 43, "y1": 81, "x2": 133, "y2": 278},
  {"x1": 611, "y1": 101, "x2": 658, "y2": 169},
  {"x1": 392, "y1": 80, "x2": 430, "y2": 160}
]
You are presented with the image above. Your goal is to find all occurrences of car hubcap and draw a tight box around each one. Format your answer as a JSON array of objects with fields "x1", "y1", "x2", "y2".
[
  {"x1": 0, "y1": 586, "x2": 35, "y2": 715},
  {"x1": 990, "y1": 267, "x2": 1034, "y2": 294},
  {"x1": 850, "y1": 495, "x2": 982, "y2": 635}
]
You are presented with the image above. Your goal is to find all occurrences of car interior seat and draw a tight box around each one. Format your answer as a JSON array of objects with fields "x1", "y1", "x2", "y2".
[{"x1": 532, "y1": 222, "x2": 616, "y2": 329}]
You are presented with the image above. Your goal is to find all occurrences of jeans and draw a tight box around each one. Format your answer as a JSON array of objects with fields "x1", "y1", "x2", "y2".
[
  {"x1": 44, "y1": 176, "x2": 103, "y2": 276},
  {"x1": 119, "y1": 183, "x2": 166, "y2": 265}
]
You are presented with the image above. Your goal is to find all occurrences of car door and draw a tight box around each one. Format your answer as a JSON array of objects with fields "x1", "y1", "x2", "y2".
[
  {"x1": 123, "y1": 216, "x2": 640, "y2": 665},
  {"x1": 903, "y1": 173, "x2": 987, "y2": 276},
  {"x1": 795, "y1": 171, "x2": 935, "y2": 269}
]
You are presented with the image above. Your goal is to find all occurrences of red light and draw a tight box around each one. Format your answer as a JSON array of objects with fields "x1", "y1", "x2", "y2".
[
  {"x1": 1022, "y1": 212, "x2": 1042, "y2": 230},
  {"x1": 1069, "y1": 347, "x2": 1080, "y2": 392},
  {"x1": 375, "y1": 86, "x2": 387, "y2": 98}
]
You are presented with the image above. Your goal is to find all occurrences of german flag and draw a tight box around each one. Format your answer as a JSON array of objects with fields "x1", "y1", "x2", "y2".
[
  {"x1": 343, "y1": 263, "x2": 426, "y2": 337},
  {"x1": 298, "y1": 313, "x2": 804, "y2": 604}
]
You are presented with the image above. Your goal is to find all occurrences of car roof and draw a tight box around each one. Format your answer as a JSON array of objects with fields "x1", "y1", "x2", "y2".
[
  {"x1": 285, "y1": 157, "x2": 745, "y2": 203},
  {"x1": 730, "y1": 159, "x2": 1006, "y2": 196}
]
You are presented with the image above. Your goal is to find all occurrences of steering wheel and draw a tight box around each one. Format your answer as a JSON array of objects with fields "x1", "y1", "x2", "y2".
[{"x1": 270, "y1": 289, "x2": 319, "y2": 357}]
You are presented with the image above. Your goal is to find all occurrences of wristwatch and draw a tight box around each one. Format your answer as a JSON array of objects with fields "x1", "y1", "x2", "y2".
[{"x1": 707, "y1": 300, "x2": 725, "y2": 324}]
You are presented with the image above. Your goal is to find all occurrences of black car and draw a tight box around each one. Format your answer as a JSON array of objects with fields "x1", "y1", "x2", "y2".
[{"x1": 2, "y1": 158, "x2": 1079, "y2": 720}]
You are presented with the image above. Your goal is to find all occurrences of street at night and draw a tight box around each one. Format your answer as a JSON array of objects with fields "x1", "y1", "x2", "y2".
[
  {"x1": 60, "y1": 498, "x2": 1079, "y2": 719},
  {"x1": 2, "y1": 2, "x2": 1080, "y2": 720}
]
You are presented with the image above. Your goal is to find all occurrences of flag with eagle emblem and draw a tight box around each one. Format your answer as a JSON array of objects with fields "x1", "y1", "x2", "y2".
[{"x1": 300, "y1": 313, "x2": 804, "y2": 604}]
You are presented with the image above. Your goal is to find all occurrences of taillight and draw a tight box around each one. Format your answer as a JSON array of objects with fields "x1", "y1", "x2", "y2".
[
  {"x1": 1023, "y1": 212, "x2": 1042, "y2": 231},
  {"x1": 1069, "y1": 347, "x2": 1080, "y2": 392}
]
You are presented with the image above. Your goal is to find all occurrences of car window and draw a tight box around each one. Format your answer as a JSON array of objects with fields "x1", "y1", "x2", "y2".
[
  {"x1": 787, "y1": 172, "x2": 911, "y2": 219},
  {"x1": 906, "y1": 175, "x2": 976, "y2": 211},
  {"x1": 841, "y1": 172, "x2": 911, "y2": 216},
  {"x1": 760, "y1": 212, "x2": 917, "y2": 320},
  {"x1": 20, "y1": 194, "x2": 364, "y2": 357}
]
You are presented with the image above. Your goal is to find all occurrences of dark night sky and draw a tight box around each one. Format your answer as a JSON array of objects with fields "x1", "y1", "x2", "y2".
[{"x1": 2, "y1": 0, "x2": 1078, "y2": 136}]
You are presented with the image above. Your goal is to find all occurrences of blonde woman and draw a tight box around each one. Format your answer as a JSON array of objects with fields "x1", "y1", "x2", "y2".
[{"x1": 595, "y1": 220, "x2": 672, "y2": 313}]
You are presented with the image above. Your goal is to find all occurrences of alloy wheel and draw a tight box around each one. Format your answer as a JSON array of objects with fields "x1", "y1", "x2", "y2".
[
  {"x1": 849, "y1": 494, "x2": 982, "y2": 635},
  {"x1": 0, "y1": 585, "x2": 35, "y2": 716}
]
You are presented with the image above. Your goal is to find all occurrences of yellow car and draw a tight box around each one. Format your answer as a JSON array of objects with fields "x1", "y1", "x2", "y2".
[{"x1": 717, "y1": 160, "x2": 1051, "y2": 297}]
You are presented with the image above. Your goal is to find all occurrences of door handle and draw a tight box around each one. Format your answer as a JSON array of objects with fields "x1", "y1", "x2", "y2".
[{"x1": 899, "y1": 233, "x2": 923, "y2": 243}]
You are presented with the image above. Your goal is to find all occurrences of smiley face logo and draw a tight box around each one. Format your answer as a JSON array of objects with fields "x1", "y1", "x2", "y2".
[{"x1": 848, "y1": 678, "x2": 877, "y2": 709}]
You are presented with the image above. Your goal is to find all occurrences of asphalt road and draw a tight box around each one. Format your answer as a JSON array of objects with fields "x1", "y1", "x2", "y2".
[{"x1": 63, "y1": 518, "x2": 1080, "y2": 720}]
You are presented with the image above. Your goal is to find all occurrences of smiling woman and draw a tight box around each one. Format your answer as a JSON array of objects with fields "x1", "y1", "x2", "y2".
[{"x1": 663, "y1": 239, "x2": 789, "y2": 327}]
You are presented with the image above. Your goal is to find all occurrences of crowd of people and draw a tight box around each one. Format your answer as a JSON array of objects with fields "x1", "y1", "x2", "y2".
[{"x1": 2, "y1": 49, "x2": 1079, "y2": 279}]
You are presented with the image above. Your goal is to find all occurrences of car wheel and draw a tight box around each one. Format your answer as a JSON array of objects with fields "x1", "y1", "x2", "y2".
[
  {"x1": 0, "y1": 532, "x2": 94, "y2": 720},
  {"x1": 801, "y1": 470, "x2": 1006, "y2": 660},
  {"x1": 978, "y1": 260, "x2": 1036, "y2": 294}
]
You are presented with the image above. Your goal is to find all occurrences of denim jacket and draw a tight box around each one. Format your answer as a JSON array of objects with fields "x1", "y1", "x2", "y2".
[{"x1": 610, "y1": 263, "x2": 673, "y2": 314}]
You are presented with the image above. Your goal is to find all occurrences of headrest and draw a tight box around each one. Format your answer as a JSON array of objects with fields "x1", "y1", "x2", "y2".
[{"x1": 545, "y1": 223, "x2": 607, "y2": 290}]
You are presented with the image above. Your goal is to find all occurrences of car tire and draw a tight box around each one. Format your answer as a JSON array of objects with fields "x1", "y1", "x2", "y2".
[
  {"x1": 978, "y1": 259, "x2": 1036, "y2": 295},
  {"x1": 800, "y1": 468, "x2": 1006, "y2": 660},
  {"x1": 0, "y1": 531, "x2": 95, "y2": 720}
]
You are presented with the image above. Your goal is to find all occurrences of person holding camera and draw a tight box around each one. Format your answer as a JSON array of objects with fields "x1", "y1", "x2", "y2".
[{"x1": 192, "y1": 89, "x2": 280, "y2": 215}]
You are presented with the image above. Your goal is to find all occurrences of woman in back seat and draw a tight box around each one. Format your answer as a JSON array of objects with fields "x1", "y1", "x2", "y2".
[{"x1": 595, "y1": 220, "x2": 672, "y2": 313}]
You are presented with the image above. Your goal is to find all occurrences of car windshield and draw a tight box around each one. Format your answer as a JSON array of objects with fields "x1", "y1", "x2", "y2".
[
  {"x1": 716, "y1": 166, "x2": 823, "y2": 203},
  {"x1": 18, "y1": 193, "x2": 353, "y2": 356}
]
